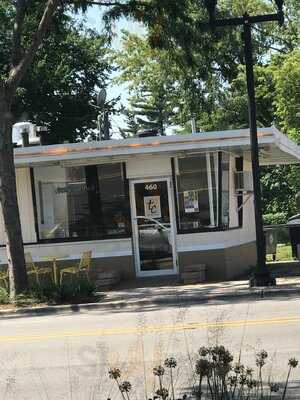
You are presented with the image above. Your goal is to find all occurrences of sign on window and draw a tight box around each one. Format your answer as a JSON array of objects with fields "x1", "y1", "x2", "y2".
[
  {"x1": 144, "y1": 196, "x2": 161, "y2": 219},
  {"x1": 183, "y1": 190, "x2": 199, "y2": 213}
]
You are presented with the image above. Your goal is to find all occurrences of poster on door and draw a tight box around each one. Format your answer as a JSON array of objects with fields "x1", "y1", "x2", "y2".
[
  {"x1": 183, "y1": 190, "x2": 199, "y2": 213},
  {"x1": 144, "y1": 196, "x2": 161, "y2": 219}
]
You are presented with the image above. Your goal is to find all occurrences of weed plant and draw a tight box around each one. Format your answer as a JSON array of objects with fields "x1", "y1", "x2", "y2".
[{"x1": 109, "y1": 346, "x2": 298, "y2": 400}]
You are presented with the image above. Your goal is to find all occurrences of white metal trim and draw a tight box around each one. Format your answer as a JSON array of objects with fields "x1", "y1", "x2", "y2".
[
  {"x1": 206, "y1": 153, "x2": 215, "y2": 227},
  {"x1": 177, "y1": 237, "x2": 255, "y2": 252}
]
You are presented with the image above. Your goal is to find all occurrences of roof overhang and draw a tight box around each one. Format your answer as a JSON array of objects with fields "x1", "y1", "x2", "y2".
[{"x1": 13, "y1": 126, "x2": 300, "y2": 168}]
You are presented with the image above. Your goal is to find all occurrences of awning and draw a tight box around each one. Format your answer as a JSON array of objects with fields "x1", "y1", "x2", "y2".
[{"x1": 13, "y1": 126, "x2": 300, "y2": 167}]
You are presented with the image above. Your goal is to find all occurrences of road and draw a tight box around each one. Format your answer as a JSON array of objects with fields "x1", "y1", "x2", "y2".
[{"x1": 0, "y1": 294, "x2": 300, "y2": 399}]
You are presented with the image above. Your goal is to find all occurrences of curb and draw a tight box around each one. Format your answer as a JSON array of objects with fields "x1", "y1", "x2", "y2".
[
  {"x1": 1, "y1": 286, "x2": 300, "y2": 319},
  {"x1": 0, "y1": 300, "x2": 108, "y2": 318}
]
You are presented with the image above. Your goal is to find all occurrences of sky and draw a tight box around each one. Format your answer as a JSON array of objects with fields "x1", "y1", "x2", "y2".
[{"x1": 82, "y1": 6, "x2": 145, "y2": 137}]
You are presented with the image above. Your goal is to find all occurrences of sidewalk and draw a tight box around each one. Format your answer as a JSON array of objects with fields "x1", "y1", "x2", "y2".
[
  {"x1": 1, "y1": 275, "x2": 300, "y2": 318},
  {"x1": 102, "y1": 275, "x2": 300, "y2": 307}
]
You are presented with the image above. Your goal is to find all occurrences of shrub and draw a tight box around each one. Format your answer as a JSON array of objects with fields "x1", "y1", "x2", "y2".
[
  {"x1": 263, "y1": 212, "x2": 288, "y2": 225},
  {"x1": 0, "y1": 275, "x2": 98, "y2": 307},
  {"x1": 29, "y1": 275, "x2": 96, "y2": 304}
]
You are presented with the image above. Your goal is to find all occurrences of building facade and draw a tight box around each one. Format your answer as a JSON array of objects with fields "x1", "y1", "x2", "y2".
[{"x1": 1, "y1": 126, "x2": 299, "y2": 281}]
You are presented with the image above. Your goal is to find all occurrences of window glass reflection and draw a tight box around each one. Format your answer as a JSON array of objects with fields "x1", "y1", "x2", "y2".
[
  {"x1": 175, "y1": 152, "x2": 230, "y2": 232},
  {"x1": 33, "y1": 163, "x2": 130, "y2": 241}
]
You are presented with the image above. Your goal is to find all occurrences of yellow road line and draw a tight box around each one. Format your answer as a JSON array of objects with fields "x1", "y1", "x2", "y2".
[{"x1": 1, "y1": 315, "x2": 300, "y2": 343}]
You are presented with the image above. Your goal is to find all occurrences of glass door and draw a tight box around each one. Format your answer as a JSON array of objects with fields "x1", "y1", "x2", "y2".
[{"x1": 130, "y1": 178, "x2": 177, "y2": 277}]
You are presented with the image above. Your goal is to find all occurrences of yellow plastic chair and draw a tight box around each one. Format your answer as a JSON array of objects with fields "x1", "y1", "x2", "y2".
[
  {"x1": 60, "y1": 250, "x2": 92, "y2": 285},
  {"x1": 0, "y1": 266, "x2": 9, "y2": 289},
  {"x1": 25, "y1": 253, "x2": 53, "y2": 285}
]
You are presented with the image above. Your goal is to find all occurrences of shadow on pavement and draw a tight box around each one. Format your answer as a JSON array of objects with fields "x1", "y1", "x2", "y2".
[{"x1": 2, "y1": 282, "x2": 300, "y2": 320}]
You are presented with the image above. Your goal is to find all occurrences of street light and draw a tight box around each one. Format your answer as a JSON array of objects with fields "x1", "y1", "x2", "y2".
[{"x1": 204, "y1": 0, "x2": 284, "y2": 287}]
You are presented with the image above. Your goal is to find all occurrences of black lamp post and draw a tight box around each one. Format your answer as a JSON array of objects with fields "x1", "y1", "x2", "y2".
[{"x1": 205, "y1": 0, "x2": 284, "y2": 286}]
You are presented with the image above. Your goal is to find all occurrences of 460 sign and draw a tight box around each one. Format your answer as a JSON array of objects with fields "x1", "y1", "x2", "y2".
[{"x1": 145, "y1": 183, "x2": 158, "y2": 191}]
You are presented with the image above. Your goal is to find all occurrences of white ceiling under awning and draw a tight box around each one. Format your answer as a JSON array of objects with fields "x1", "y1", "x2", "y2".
[{"x1": 13, "y1": 126, "x2": 300, "y2": 167}]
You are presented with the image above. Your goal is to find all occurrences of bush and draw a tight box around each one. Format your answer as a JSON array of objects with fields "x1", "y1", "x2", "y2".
[
  {"x1": 263, "y1": 212, "x2": 288, "y2": 225},
  {"x1": 0, "y1": 275, "x2": 98, "y2": 307},
  {"x1": 29, "y1": 275, "x2": 97, "y2": 304}
]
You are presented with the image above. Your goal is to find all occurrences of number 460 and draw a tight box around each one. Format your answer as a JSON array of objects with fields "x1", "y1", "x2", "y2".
[{"x1": 145, "y1": 184, "x2": 158, "y2": 191}]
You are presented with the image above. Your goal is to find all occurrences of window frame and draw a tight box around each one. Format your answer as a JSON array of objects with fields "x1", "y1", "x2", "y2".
[
  {"x1": 171, "y1": 152, "x2": 240, "y2": 234},
  {"x1": 30, "y1": 162, "x2": 132, "y2": 244},
  {"x1": 235, "y1": 157, "x2": 244, "y2": 228}
]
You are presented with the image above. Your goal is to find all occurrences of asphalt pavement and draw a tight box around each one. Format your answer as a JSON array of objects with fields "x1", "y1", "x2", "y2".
[{"x1": 0, "y1": 289, "x2": 300, "y2": 399}]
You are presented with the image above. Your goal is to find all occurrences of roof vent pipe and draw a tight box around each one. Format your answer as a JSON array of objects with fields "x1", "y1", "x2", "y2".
[
  {"x1": 36, "y1": 126, "x2": 48, "y2": 145},
  {"x1": 21, "y1": 128, "x2": 29, "y2": 147}
]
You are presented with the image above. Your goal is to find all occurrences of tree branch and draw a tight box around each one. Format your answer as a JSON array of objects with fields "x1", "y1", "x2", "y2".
[
  {"x1": 64, "y1": 0, "x2": 136, "y2": 6},
  {"x1": 6, "y1": 0, "x2": 60, "y2": 94},
  {"x1": 11, "y1": 0, "x2": 27, "y2": 67},
  {"x1": 84, "y1": 1, "x2": 127, "y2": 4},
  {"x1": 78, "y1": 0, "x2": 148, "y2": 7}
]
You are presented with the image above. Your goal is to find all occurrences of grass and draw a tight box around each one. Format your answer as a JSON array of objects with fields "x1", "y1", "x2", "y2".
[
  {"x1": 267, "y1": 244, "x2": 294, "y2": 262},
  {"x1": 276, "y1": 244, "x2": 294, "y2": 261}
]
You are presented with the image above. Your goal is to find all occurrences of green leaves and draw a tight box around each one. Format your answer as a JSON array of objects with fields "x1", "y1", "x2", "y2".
[
  {"x1": 272, "y1": 50, "x2": 300, "y2": 143},
  {"x1": 115, "y1": 32, "x2": 178, "y2": 135},
  {"x1": 3, "y1": 11, "x2": 113, "y2": 142}
]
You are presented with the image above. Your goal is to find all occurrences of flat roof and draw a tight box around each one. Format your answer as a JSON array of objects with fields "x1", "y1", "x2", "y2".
[{"x1": 14, "y1": 126, "x2": 300, "y2": 167}]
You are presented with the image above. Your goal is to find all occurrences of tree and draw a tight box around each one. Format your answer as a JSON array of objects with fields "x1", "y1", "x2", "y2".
[
  {"x1": 0, "y1": 0, "x2": 147, "y2": 296},
  {"x1": 0, "y1": 7, "x2": 113, "y2": 144},
  {"x1": 131, "y1": 91, "x2": 175, "y2": 135},
  {"x1": 115, "y1": 32, "x2": 178, "y2": 134},
  {"x1": 0, "y1": 0, "x2": 208, "y2": 296},
  {"x1": 0, "y1": 0, "x2": 66, "y2": 296},
  {"x1": 272, "y1": 50, "x2": 300, "y2": 144},
  {"x1": 114, "y1": 0, "x2": 300, "y2": 221},
  {"x1": 119, "y1": 108, "x2": 140, "y2": 138},
  {"x1": 115, "y1": 1, "x2": 285, "y2": 134}
]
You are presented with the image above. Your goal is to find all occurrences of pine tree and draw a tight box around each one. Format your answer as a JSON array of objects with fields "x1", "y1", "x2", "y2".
[
  {"x1": 130, "y1": 89, "x2": 174, "y2": 135},
  {"x1": 119, "y1": 108, "x2": 139, "y2": 138}
]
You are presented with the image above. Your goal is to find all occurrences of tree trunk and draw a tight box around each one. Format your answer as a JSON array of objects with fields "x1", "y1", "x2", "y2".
[{"x1": 0, "y1": 88, "x2": 27, "y2": 296}]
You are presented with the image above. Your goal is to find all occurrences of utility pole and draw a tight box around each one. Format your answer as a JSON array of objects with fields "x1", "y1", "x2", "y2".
[
  {"x1": 205, "y1": 0, "x2": 284, "y2": 286},
  {"x1": 103, "y1": 111, "x2": 110, "y2": 140},
  {"x1": 94, "y1": 88, "x2": 111, "y2": 140}
]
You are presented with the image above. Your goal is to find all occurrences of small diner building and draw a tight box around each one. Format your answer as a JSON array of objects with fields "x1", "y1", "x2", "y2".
[{"x1": 1, "y1": 126, "x2": 299, "y2": 281}]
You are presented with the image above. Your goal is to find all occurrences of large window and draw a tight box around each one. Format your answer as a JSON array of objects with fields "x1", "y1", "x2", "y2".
[
  {"x1": 174, "y1": 152, "x2": 230, "y2": 232},
  {"x1": 33, "y1": 163, "x2": 130, "y2": 241}
]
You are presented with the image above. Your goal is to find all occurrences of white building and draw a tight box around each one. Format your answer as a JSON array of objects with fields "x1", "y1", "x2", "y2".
[{"x1": 1, "y1": 126, "x2": 299, "y2": 281}]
